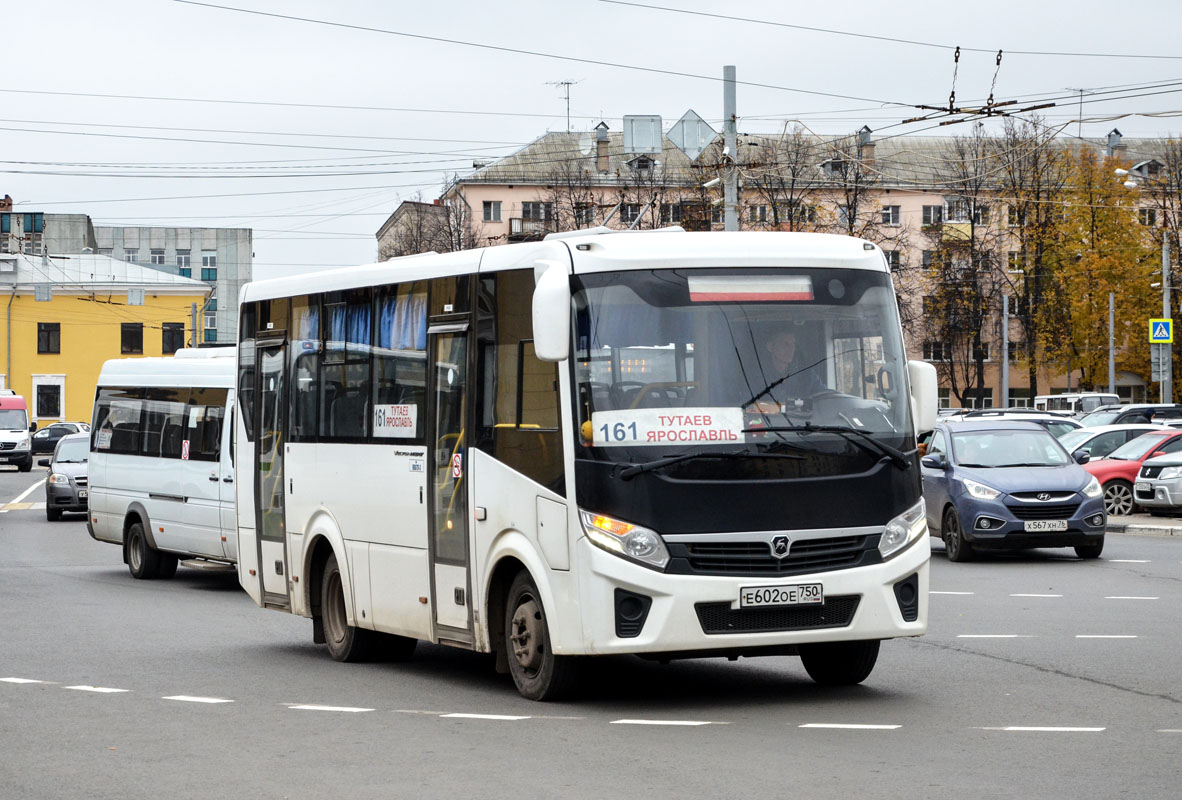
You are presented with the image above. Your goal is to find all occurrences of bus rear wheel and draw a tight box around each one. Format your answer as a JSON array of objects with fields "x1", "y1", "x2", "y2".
[
  {"x1": 799, "y1": 640, "x2": 880, "y2": 686},
  {"x1": 321, "y1": 552, "x2": 376, "y2": 662},
  {"x1": 126, "y1": 522, "x2": 161, "y2": 580},
  {"x1": 505, "y1": 572, "x2": 579, "y2": 701}
]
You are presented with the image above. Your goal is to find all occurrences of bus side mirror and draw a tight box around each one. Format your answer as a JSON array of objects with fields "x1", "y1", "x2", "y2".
[
  {"x1": 532, "y1": 262, "x2": 571, "y2": 362},
  {"x1": 907, "y1": 360, "x2": 938, "y2": 433}
]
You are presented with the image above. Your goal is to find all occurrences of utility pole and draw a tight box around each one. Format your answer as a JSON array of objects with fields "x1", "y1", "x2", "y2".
[
  {"x1": 1109, "y1": 292, "x2": 1115, "y2": 394},
  {"x1": 191, "y1": 302, "x2": 198, "y2": 348},
  {"x1": 1163, "y1": 237, "x2": 1172, "y2": 402},
  {"x1": 1001, "y1": 294, "x2": 1009, "y2": 407},
  {"x1": 723, "y1": 65, "x2": 738, "y2": 232}
]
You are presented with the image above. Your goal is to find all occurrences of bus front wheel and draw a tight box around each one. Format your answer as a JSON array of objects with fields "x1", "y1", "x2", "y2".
[
  {"x1": 799, "y1": 640, "x2": 880, "y2": 686},
  {"x1": 505, "y1": 572, "x2": 579, "y2": 701},
  {"x1": 321, "y1": 552, "x2": 376, "y2": 662}
]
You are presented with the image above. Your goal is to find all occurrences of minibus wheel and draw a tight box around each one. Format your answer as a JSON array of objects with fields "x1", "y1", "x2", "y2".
[
  {"x1": 799, "y1": 640, "x2": 880, "y2": 686},
  {"x1": 321, "y1": 552, "x2": 376, "y2": 662},
  {"x1": 504, "y1": 571, "x2": 580, "y2": 701},
  {"x1": 126, "y1": 522, "x2": 161, "y2": 580}
]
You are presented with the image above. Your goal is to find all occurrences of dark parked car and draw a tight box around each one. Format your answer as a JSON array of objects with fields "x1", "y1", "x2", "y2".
[
  {"x1": 921, "y1": 421, "x2": 1107, "y2": 561},
  {"x1": 1078, "y1": 404, "x2": 1182, "y2": 427},
  {"x1": 31, "y1": 421, "x2": 89, "y2": 455},
  {"x1": 40, "y1": 432, "x2": 89, "y2": 521}
]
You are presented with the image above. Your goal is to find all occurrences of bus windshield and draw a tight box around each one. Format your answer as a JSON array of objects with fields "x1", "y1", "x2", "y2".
[
  {"x1": 0, "y1": 409, "x2": 27, "y2": 430},
  {"x1": 571, "y1": 267, "x2": 913, "y2": 475}
]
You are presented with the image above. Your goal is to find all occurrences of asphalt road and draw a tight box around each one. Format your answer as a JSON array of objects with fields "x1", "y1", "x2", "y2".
[{"x1": 2, "y1": 465, "x2": 1181, "y2": 799}]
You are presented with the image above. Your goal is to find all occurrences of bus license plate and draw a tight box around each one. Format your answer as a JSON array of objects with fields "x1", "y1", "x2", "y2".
[
  {"x1": 739, "y1": 583, "x2": 823, "y2": 609},
  {"x1": 1023, "y1": 520, "x2": 1067, "y2": 532}
]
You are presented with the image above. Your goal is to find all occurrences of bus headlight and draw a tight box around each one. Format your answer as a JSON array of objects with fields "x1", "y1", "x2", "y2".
[
  {"x1": 579, "y1": 510, "x2": 669, "y2": 570},
  {"x1": 18, "y1": 436, "x2": 30, "y2": 450},
  {"x1": 879, "y1": 499, "x2": 927, "y2": 560}
]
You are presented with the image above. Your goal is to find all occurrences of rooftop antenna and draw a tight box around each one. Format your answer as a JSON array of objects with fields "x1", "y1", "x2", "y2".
[
  {"x1": 546, "y1": 79, "x2": 582, "y2": 131},
  {"x1": 1065, "y1": 87, "x2": 1095, "y2": 139}
]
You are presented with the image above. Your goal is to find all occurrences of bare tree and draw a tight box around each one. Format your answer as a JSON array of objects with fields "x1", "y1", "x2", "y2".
[{"x1": 744, "y1": 125, "x2": 824, "y2": 231}]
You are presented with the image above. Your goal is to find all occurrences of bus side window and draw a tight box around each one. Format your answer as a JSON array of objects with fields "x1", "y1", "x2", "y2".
[{"x1": 373, "y1": 281, "x2": 427, "y2": 444}]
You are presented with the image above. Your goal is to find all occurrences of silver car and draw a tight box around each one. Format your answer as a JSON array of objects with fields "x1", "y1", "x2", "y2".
[
  {"x1": 1134, "y1": 453, "x2": 1182, "y2": 513},
  {"x1": 40, "y1": 432, "x2": 89, "y2": 521}
]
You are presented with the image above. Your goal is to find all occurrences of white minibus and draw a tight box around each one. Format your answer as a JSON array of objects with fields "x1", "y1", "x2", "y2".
[
  {"x1": 1033, "y1": 392, "x2": 1120, "y2": 416},
  {"x1": 236, "y1": 229, "x2": 938, "y2": 699},
  {"x1": 88, "y1": 348, "x2": 236, "y2": 579}
]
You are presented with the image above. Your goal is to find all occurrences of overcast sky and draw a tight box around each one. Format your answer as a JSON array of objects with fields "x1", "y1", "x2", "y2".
[{"x1": 6, "y1": 0, "x2": 1182, "y2": 280}]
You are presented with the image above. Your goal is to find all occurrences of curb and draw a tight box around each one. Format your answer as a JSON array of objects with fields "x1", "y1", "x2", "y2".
[{"x1": 1106, "y1": 523, "x2": 1182, "y2": 537}]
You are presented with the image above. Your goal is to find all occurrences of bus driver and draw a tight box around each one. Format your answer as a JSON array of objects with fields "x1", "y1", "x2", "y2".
[{"x1": 763, "y1": 328, "x2": 825, "y2": 398}]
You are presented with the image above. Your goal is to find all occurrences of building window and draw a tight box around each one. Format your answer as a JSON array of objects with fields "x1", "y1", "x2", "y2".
[
  {"x1": 98, "y1": 248, "x2": 113, "y2": 257},
  {"x1": 1140, "y1": 207, "x2": 1158, "y2": 227},
  {"x1": 922, "y1": 250, "x2": 937, "y2": 270},
  {"x1": 574, "y1": 204, "x2": 595, "y2": 227},
  {"x1": 881, "y1": 205, "x2": 901, "y2": 225},
  {"x1": 521, "y1": 202, "x2": 552, "y2": 222},
  {"x1": 748, "y1": 205, "x2": 768, "y2": 224},
  {"x1": 482, "y1": 201, "x2": 501, "y2": 222},
  {"x1": 121, "y1": 322, "x2": 144, "y2": 354},
  {"x1": 37, "y1": 322, "x2": 61, "y2": 354},
  {"x1": 204, "y1": 328, "x2": 217, "y2": 343},
  {"x1": 176, "y1": 250, "x2": 191, "y2": 268},
  {"x1": 923, "y1": 341, "x2": 952, "y2": 361},
  {"x1": 963, "y1": 388, "x2": 994, "y2": 409},
  {"x1": 937, "y1": 387, "x2": 951, "y2": 408},
  {"x1": 885, "y1": 251, "x2": 901, "y2": 270},
  {"x1": 202, "y1": 267, "x2": 218, "y2": 281},
  {"x1": 124, "y1": 248, "x2": 139, "y2": 262},
  {"x1": 179, "y1": 268, "x2": 191, "y2": 278},
  {"x1": 620, "y1": 203, "x2": 641, "y2": 224},
  {"x1": 206, "y1": 297, "x2": 218, "y2": 313},
  {"x1": 150, "y1": 249, "x2": 165, "y2": 265},
  {"x1": 710, "y1": 206, "x2": 723, "y2": 224},
  {"x1": 1008, "y1": 251, "x2": 1023, "y2": 272},
  {"x1": 1007, "y1": 340, "x2": 1022, "y2": 361},
  {"x1": 162, "y1": 322, "x2": 185, "y2": 355},
  {"x1": 661, "y1": 203, "x2": 683, "y2": 224},
  {"x1": 922, "y1": 206, "x2": 943, "y2": 226},
  {"x1": 1007, "y1": 206, "x2": 1020, "y2": 227},
  {"x1": 36, "y1": 384, "x2": 61, "y2": 418}
]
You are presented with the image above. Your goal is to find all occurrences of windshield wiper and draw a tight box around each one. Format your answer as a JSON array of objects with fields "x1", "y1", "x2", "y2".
[
  {"x1": 616, "y1": 448, "x2": 803, "y2": 481},
  {"x1": 957, "y1": 462, "x2": 994, "y2": 468},
  {"x1": 742, "y1": 422, "x2": 912, "y2": 470},
  {"x1": 993, "y1": 462, "x2": 1055, "y2": 468}
]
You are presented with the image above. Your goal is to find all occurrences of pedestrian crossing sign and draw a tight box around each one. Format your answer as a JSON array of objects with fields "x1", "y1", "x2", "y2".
[{"x1": 1150, "y1": 318, "x2": 1173, "y2": 343}]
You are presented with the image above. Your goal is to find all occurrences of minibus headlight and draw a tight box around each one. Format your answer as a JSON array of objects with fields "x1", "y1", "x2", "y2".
[
  {"x1": 18, "y1": 436, "x2": 30, "y2": 450},
  {"x1": 879, "y1": 499, "x2": 927, "y2": 560},
  {"x1": 1082, "y1": 476, "x2": 1104, "y2": 498},
  {"x1": 579, "y1": 510, "x2": 669, "y2": 570}
]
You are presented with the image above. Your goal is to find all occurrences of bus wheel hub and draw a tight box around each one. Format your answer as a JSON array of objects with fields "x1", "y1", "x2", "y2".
[{"x1": 510, "y1": 599, "x2": 543, "y2": 671}]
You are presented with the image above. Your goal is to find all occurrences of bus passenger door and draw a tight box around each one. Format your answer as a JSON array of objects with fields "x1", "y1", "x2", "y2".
[
  {"x1": 428, "y1": 325, "x2": 473, "y2": 644},
  {"x1": 255, "y1": 342, "x2": 291, "y2": 606}
]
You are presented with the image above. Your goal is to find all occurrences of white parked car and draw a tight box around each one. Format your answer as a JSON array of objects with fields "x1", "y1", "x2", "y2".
[{"x1": 1057, "y1": 424, "x2": 1169, "y2": 461}]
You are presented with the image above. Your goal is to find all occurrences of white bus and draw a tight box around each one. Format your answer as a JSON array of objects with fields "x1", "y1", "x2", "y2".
[
  {"x1": 1033, "y1": 392, "x2": 1120, "y2": 416},
  {"x1": 235, "y1": 230, "x2": 938, "y2": 699},
  {"x1": 88, "y1": 348, "x2": 237, "y2": 579}
]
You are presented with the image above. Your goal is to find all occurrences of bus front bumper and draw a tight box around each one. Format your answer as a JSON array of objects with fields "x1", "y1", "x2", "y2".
[{"x1": 566, "y1": 533, "x2": 929, "y2": 656}]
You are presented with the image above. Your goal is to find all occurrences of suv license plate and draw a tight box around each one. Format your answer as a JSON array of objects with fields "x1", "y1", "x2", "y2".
[
  {"x1": 1136, "y1": 482, "x2": 1151, "y2": 492},
  {"x1": 1023, "y1": 520, "x2": 1068, "y2": 532},
  {"x1": 739, "y1": 583, "x2": 823, "y2": 609}
]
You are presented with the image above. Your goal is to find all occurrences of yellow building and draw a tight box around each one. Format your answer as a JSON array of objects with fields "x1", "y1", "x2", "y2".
[{"x1": 0, "y1": 251, "x2": 212, "y2": 425}]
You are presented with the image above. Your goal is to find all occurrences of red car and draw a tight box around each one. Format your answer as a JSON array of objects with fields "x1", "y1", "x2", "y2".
[{"x1": 1083, "y1": 429, "x2": 1182, "y2": 515}]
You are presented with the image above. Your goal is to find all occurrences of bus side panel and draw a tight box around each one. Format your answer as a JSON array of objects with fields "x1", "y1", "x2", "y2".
[
  {"x1": 471, "y1": 449, "x2": 583, "y2": 655},
  {"x1": 309, "y1": 444, "x2": 428, "y2": 550},
  {"x1": 235, "y1": 406, "x2": 262, "y2": 606},
  {"x1": 369, "y1": 544, "x2": 432, "y2": 640}
]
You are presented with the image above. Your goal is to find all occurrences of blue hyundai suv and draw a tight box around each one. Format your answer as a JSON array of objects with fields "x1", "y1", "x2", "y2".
[{"x1": 920, "y1": 421, "x2": 1107, "y2": 561}]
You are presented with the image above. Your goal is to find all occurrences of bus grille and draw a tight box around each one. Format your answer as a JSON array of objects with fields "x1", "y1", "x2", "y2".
[
  {"x1": 667, "y1": 535, "x2": 879, "y2": 577},
  {"x1": 694, "y1": 596, "x2": 860, "y2": 635},
  {"x1": 1006, "y1": 503, "x2": 1080, "y2": 521},
  {"x1": 0, "y1": 442, "x2": 14, "y2": 451}
]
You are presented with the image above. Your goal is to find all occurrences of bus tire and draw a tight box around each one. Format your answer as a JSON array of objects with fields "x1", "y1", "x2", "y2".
[
  {"x1": 321, "y1": 552, "x2": 376, "y2": 662},
  {"x1": 18, "y1": 458, "x2": 31, "y2": 473},
  {"x1": 799, "y1": 640, "x2": 880, "y2": 686},
  {"x1": 505, "y1": 571, "x2": 580, "y2": 701},
  {"x1": 126, "y1": 521, "x2": 161, "y2": 580},
  {"x1": 155, "y1": 554, "x2": 179, "y2": 579}
]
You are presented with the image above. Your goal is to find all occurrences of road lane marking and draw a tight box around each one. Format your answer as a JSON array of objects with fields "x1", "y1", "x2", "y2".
[
  {"x1": 1076, "y1": 635, "x2": 1137, "y2": 639},
  {"x1": 289, "y1": 704, "x2": 373, "y2": 712},
  {"x1": 1011, "y1": 594, "x2": 1062, "y2": 598},
  {"x1": 1105, "y1": 596, "x2": 1159, "y2": 600},
  {"x1": 1109, "y1": 559, "x2": 1149, "y2": 563},
  {"x1": 990, "y1": 726, "x2": 1105, "y2": 732},
  {"x1": 65, "y1": 685, "x2": 128, "y2": 693},
  {"x1": 163, "y1": 695, "x2": 233, "y2": 704},
  {"x1": 957, "y1": 635, "x2": 1031, "y2": 639},
  {"x1": 1157, "y1": 729, "x2": 1182, "y2": 733},
  {"x1": 0, "y1": 479, "x2": 46, "y2": 512},
  {"x1": 441, "y1": 713, "x2": 530, "y2": 721},
  {"x1": 930, "y1": 591, "x2": 974, "y2": 595},
  {"x1": 1, "y1": 677, "x2": 46, "y2": 684},
  {"x1": 799, "y1": 723, "x2": 900, "y2": 730},
  {"x1": 611, "y1": 719, "x2": 713, "y2": 726}
]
